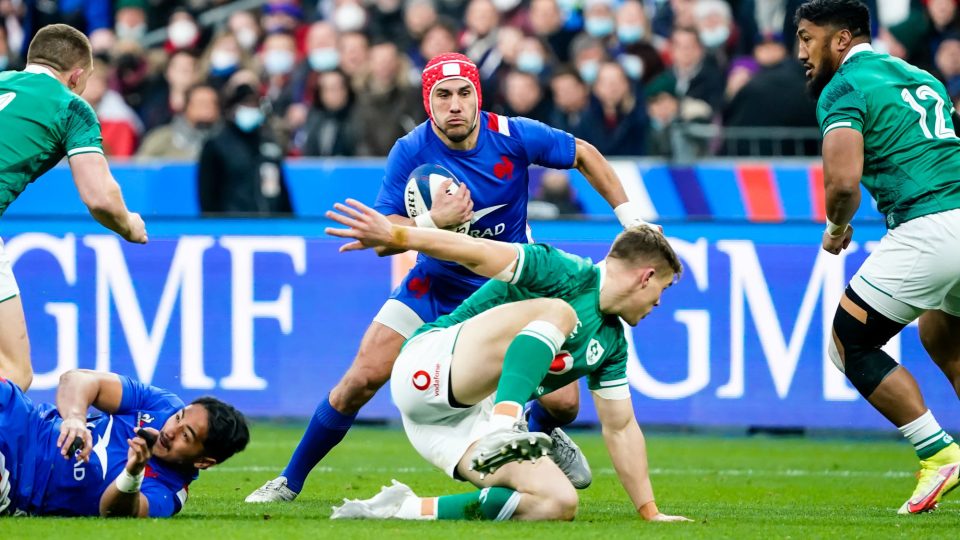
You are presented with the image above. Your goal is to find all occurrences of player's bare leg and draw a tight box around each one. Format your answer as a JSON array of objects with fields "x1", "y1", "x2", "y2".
[
  {"x1": 246, "y1": 322, "x2": 405, "y2": 503},
  {"x1": 331, "y1": 441, "x2": 577, "y2": 521},
  {"x1": 0, "y1": 296, "x2": 32, "y2": 392},
  {"x1": 919, "y1": 310, "x2": 960, "y2": 397}
]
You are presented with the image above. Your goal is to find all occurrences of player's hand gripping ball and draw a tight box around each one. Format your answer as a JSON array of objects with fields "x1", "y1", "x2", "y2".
[{"x1": 404, "y1": 163, "x2": 471, "y2": 235}]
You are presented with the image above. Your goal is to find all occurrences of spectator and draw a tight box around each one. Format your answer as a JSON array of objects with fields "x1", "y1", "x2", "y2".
[
  {"x1": 570, "y1": 34, "x2": 608, "y2": 85},
  {"x1": 198, "y1": 81, "x2": 292, "y2": 216},
  {"x1": 353, "y1": 41, "x2": 424, "y2": 156},
  {"x1": 529, "y1": 0, "x2": 578, "y2": 63},
  {"x1": 935, "y1": 36, "x2": 960, "y2": 102},
  {"x1": 111, "y1": 39, "x2": 151, "y2": 112},
  {"x1": 651, "y1": 0, "x2": 697, "y2": 38},
  {"x1": 331, "y1": 0, "x2": 368, "y2": 34},
  {"x1": 302, "y1": 69, "x2": 359, "y2": 156},
  {"x1": 615, "y1": 0, "x2": 666, "y2": 84},
  {"x1": 289, "y1": 21, "x2": 340, "y2": 129},
  {"x1": 114, "y1": 0, "x2": 148, "y2": 43},
  {"x1": 723, "y1": 35, "x2": 818, "y2": 156},
  {"x1": 140, "y1": 49, "x2": 199, "y2": 132},
  {"x1": 583, "y1": 0, "x2": 617, "y2": 43},
  {"x1": 138, "y1": 84, "x2": 220, "y2": 160},
  {"x1": 403, "y1": 0, "x2": 440, "y2": 51},
  {"x1": 260, "y1": 32, "x2": 299, "y2": 118},
  {"x1": 228, "y1": 10, "x2": 263, "y2": 53},
  {"x1": 498, "y1": 69, "x2": 552, "y2": 124},
  {"x1": 549, "y1": 66, "x2": 590, "y2": 136},
  {"x1": 693, "y1": 0, "x2": 736, "y2": 68},
  {"x1": 529, "y1": 169, "x2": 585, "y2": 219},
  {"x1": 646, "y1": 26, "x2": 724, "y2": 121},
  {"x1": 262, "y1": 0, "x2": 304, "y2": 35},
  {"x1": 515, "y1": 36, "x2": 555, "y2": 81},
  {"x1": 414, "y1": 18, "x2": 460, "y2": 73},
  {"x1": 461, "y1": 0, "x2": 500, "y2": 80},
  {"x1": 22, "y1": 0, "x2": 112, "y2": 55},
  {"x1": 164, "y1": 9, "x2": 202, "y2": 54},
  {"x1": 338, "y1": 31, "x2": 370, "y2": 88},
  {"x1": 926, "y1": 0, "x2": 960, "y2": 57},
  {"x1": 369, "y1": 0, "x2": 409, "y2": 49},
  {"x1": 81, "y1": 58, "x2": 144, "y2": 157},
  {"x1": 579, "y1": 61, "x2": 648, "y2": 156},
  {"x1": 200, "y1": 32, "x2": 254, "y2": 90}
]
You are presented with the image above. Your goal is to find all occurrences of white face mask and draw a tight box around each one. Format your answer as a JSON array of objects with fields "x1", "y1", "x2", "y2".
[
  {"x1": 334, "y1": 3, "x2": 367, "y2": 32},
  {"x1": 116, "y1": 22, "x2": 146, "y2": 41},
  {"x1": 210, "y1": 49, "x2": 240, "y2": 71},
  {"x1": 235, "y1": 28, "x2": 259, "y2": 51},
  {"x1": 699, "y1": 26, "x2": 730, "y2": 49},
  {"x1": 492, "y1": 0, "x2": 522, "y2": 12},
  {"x1": 263, "y1": 49, "x2": 296, "y2": 76},
  {"x1": 309, "y1": 48, "x2": 340, "y2": 72},
  {"x1": 168, "y1": 20, "x2": 199, "y2": 48},
  {"x1": 234, "y1": 105, "x2": 264, "y2": 132}
]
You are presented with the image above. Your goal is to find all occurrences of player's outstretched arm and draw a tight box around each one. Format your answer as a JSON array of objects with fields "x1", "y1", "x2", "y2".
[
  {"x1": 326, "y1": 198, "x2": 517, "y2": 278},
  {"x1": 55, "y1": 369, "x2": 124, "y2": 462},
  {"x1": 68, "y1": 153, "x2": 148, "y2": 244},
  {"x1": 594, "y1": 394, "x2": 692, "y2": 522},
  {"x1": 572, "y1": 138, "x2": 654, "y2": 230},
  {"x1": 821, "y1": 128, "x2": 864, "y2": 255}
]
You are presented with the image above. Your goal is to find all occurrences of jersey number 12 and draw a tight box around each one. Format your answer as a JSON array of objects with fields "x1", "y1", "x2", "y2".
[{"x1": 901, "y1": 85, "x2": 957, "y2": 140}]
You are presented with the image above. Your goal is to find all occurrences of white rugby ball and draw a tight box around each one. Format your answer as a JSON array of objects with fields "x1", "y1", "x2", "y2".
[{"x1": 404, "y1": 163, "x2": 470, "y2": 234}]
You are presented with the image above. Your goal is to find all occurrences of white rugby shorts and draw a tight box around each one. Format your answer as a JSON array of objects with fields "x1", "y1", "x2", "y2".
[
  {"x1": 0, "y1": 239, "x2": 19, "y2": 303},
  {"x1": 850, "y1": 208, "x2": 960, "y2": 323},
  {"x1": 390, "y1": 324, "x2": 498, "y2": 478}
]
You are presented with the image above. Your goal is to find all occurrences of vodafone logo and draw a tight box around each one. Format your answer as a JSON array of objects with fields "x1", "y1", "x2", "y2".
[
  {"x1": 412, "y1": 370, "x2": 430, "y2": 391},
  {"x1": 549, "y1": 351, "x2": 574, "y2": 375}
]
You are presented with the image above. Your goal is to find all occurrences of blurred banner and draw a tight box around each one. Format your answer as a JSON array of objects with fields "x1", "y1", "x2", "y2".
[{"x1": 7, "y1": 218, "x2": 953, "y2": 431}]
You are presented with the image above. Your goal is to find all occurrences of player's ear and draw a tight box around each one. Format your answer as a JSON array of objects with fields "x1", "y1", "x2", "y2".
[
  {"x1": 637, "y1": 267, "x2": 656, "y2": 288},
  {"x1": 194, "y1": 456, "x2": 218, "y2": 470},
  {"x1": 67, "y1": 67, "x2": 84, "y2": 91},
  {"x1": 835, "y1": 28, "x2": 852, "y2": 51}
]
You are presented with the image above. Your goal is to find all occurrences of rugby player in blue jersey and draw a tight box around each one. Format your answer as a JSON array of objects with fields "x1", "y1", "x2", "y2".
[
  {"x1": 0, "y1": 368, "x2": 248, "y2": 517},
  {"x1": 247, "y1": 52, "x2": 653, "y2": 503}
]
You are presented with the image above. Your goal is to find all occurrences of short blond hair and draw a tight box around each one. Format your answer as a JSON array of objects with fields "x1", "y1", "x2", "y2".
[
  {"x1": 608, "y1": 226, "x2": 683, "y2": 278},
  {"x1": 26, "y1": 24, "x2": 93, "y2": 73}
]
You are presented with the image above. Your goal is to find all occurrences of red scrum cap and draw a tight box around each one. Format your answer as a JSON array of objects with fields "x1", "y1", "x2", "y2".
[{"x1": 421, "y1": 53, "x2": 482, "y2": 124}]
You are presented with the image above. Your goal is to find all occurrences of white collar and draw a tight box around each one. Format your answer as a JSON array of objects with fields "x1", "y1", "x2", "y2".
[
  {"x1": 842, "y1": 43, "x2": 874, "y2": 65},
  {"x1": 24, "y1": 63, "x2": 62, "y2": 81},
  {"x1": 596, "y1": 259, "x2": 607, "y2": 293}
]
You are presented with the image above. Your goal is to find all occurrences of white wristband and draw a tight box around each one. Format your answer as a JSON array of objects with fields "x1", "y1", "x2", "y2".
[
  {"x1": 414, "y1": 212, "x2": 437, "y2": 228},
  {"x1": 115, "y1": 469, "x2": 145, "y2": 493},
  {"x1": 613, "y1": 201, "x2": 648, "y2": 229},
  {"x1": 825, "y1": 218, "x2": 848, "y2": 237}
]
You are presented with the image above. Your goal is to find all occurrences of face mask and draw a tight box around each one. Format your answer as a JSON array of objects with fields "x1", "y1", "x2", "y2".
[
  {"x1": 617, "y1": 24, "x2": 645, "y2": 44},
  {"x1": 516, "y1": 52, "x2": 545, "y2": 74},
  {"x1": 619, "y1": 54, "x2": 644, "y2": 80},
  {"x1": 333, "y1": 3, "x2": 367, "y2": 32},
  {"x1": 263, "y1": 49, "x2": 295, "y2": 76},
  {"x1": 309, "y1": 48, "x2": 340, "y2": 72},
  {"x1": 116, "y1": 22, "x2": 146, "y2": 41},
  {"x1": 235, "y1": 28, "x2": 259, "y2": 51},
  {"x1": 210, "y1": 49, "x2": 240, "y2": 72},
  {"x1": 557, "y1": 0, "x2": 578, "y2": 11},
  {"x1": 234, "y1": 105, "x2": 264, "y2": 132},
  {"x1": 168, "y1": 20, "x2": 199, "y2": 48},
  {"x1": 584, "y1": 17, "x2": 614, "y2": 38},
  {"x1": 492, "y1": 0, "x2": 522, "y2": 12},
  {"x1": 579, "y1": 60, "x2": 599, "y2": 84},
  {"x1": 699, "y1": 26, "x2": 730, "y2": 49}
]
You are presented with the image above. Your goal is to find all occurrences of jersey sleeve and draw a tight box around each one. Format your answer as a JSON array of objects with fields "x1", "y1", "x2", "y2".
[
  {"x1": 587, "y1": 342, "x2": 630, "y2": 400},
  {"x1": 510, "y1": 243, "x2": 597, "y2": 297},
  {"x1": 61, "y1": 96, "x2": 104, "y2": 158},
  {"x1": 510, "y1": 117, "x2": 576, "y2": 169},
  {"x1": 117, "y1": 375, "x2": 186, "y2": 415},
  {"x1": 817, "y1": 75, "x2": 867, "y2": 136},
  {"x1": 142, "y1": 478, "x2": 187, "y2": 517},
  {"x1": 373, "y1": 140, "x2": 416, "y2": 216}
]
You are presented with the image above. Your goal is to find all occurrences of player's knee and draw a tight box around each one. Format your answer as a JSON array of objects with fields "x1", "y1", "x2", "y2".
[
  {"x1": 833, "y1": 289, "x2": 903, "y2": 397},
  {"x1": 533, "y1": 298, "x2": 578, "y2": 335},
  {"x1": 542, "y1": 484, "x2": 578, "y2": 521},
  {"x1": 540, "y1": 392, "x2": 579, "y2": 425}
]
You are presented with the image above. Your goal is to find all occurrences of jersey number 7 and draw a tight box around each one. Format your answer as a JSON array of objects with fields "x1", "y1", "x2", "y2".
[{"x1": 901, "y1": 85, "x2": 957, "y2": 140}]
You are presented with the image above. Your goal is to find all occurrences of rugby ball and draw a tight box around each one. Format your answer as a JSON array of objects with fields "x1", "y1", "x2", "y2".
[{"x1": 404, "y1": 163, "x2": 470, "y2": 234}]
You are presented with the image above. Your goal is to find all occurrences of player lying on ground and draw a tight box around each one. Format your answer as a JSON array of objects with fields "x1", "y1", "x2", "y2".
[
  {"x1": 798, "y1": 0, "x2": 960, "y2": 514},
  {"x1": 0, "y1": 368, "x2": 248, "y2": 517},
  {"x1": 246, "y1": 52, "x2": 654, "y2": 503},
  {"x1": 0, "y1": 23, "x2": 147, "y2": 395},
  {"x1": 323, "y1": 200, "x2": 689, "y2": 522}
]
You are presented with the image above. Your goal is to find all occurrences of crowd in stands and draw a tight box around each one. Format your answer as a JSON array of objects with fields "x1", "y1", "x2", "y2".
[{"x1": 1, "y1": 0, "x2": 959, "y2": 213}]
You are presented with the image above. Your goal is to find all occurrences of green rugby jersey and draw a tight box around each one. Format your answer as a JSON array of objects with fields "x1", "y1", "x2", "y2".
[
  {"x1": 0, "y1": 66, "x2": 103, "y2": 216},
  {"x1": 817, "y1": 44, "x2": 960, "y2": 229},
  {"x1": 413, "y1": 243, "x2": 630, "y2": 400}
]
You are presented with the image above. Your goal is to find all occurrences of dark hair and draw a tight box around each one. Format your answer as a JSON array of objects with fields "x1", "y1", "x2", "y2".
[
  {"x1": 608, "y1": 226, "x2": 683, "y2": 278},
  {"x1": 192, "y1": 396, "x2": 249, "y2": 463},
  {"x1": 315, "y1": 68, "x2": 355, "y2": 111},
  {"x1": 550, "y1": 65, "x2": 585, "y2": 85},
  {"x1": 26, "y1": 24, "x2": 92, "y2": 72},
  {"x1": 794, "y1": 0, "x2": 871, "y2": 39}
]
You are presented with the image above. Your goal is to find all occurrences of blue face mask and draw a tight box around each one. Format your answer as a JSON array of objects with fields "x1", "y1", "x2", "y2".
[
  {"x1": 619, "y1": 54, "x2": 643, "y2": 80},
  {"x1": 617, "y1": 25, "x2": 645, "y2": 44},
  {"x1": 584, "y1": 17, "x2": 614, "y2": 38},
  {"x1": 234, "y1": 105, "x2": 264, "y2": 132},
  {"x1": 308, "y1": 48, "x2": 340, "y2": 72},
  {"x1": 516, "y1": 52, "x2": 545, "y2": 74},
  {"x1": 579, "y1": 60, "x2": 599, "y2": 84}
]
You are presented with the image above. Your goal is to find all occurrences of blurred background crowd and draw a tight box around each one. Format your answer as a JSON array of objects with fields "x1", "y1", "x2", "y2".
[{"x1": 2, "y1": 0, "x2": 959, "y2": 213}]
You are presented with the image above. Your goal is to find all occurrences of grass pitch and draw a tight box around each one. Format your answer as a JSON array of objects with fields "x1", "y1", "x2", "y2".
[{"x1": 13, "y1": 424, "x2": 958, "y2": 538}]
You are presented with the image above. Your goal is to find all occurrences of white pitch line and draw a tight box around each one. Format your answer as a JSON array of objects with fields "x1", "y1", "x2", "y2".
[{"x1": 209, "y1": 465, "x2": 913, "y2": 479}]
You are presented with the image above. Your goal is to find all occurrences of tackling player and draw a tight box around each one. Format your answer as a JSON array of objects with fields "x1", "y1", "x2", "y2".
[
  {"x1": 797, "y1": 0, "x2": 960, "y2": 514},
  {"x1": 0, "y1": 368, "x2": 249, "y2": 517},
  {"x1": 323, "y1": 199, "x2": 688, "y2": 522},
  {"x1": 247, "y1": 52, "x2": 653, "y2": 502},
  {"x1": 0, "y1": 24, "x2": 147, "y2": 393}
]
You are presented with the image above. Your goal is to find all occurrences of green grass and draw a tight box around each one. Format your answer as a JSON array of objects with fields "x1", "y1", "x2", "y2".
[{"x1": 12, "y1": 424, "x2": 960, "y2": 538}]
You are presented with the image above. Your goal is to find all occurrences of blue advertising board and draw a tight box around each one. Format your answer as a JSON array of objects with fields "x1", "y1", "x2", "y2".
[{"x1": 4, "y1": 218, "x2": 951, "y2": 431}]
